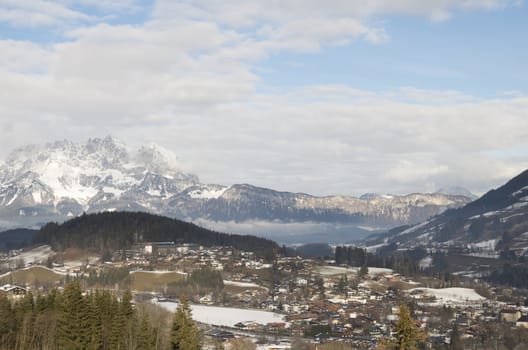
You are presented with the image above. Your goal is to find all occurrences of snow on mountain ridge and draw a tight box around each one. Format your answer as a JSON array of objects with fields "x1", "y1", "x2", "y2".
[
  {"x1": 187, "y1": 184, "x2": 229, "y2": 199},
  {"x1": 0, "y1": 137, "x2": 197, "y2": 207},
  {"x1": 0, "y1": 138, "x2": 472, "y2": 233}
]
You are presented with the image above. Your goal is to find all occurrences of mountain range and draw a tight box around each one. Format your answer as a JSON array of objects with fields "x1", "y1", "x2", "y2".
[
  {"x1": 364, "y1": 169, "x2": 528, "y2": 275},
  {"x1": 0, "y1": 137, "x2": 471, "y2": 242}
]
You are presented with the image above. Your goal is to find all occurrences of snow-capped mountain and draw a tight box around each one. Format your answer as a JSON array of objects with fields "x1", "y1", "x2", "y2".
[
  {"x1": 168, "y1": 184, "x2": 468, "y2": 226},
  {"x1": 0, "y1": 137, "x2": 198, "y2": 224},
  {"x1": 0, "y1": 137, "x2": 471, "y2": 235}
]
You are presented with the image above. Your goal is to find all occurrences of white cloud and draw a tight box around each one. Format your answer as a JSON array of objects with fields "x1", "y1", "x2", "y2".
[
  {"x1": 0, "y1": 0, "x2": 94, "y2": 26},
  {"x1": 152, "y1": 0, "x2": 516, "y2": 26},
  {"x1": 0, "y1": 0, "x2": 143, "y2": 27},
  {"x1": 384, "y1": 159, "x2": 450, "y2": 183},
  {"x1": 0, "y1": 0, "x2": 526, "y2": 198},
  {"x1": 0, "y1": 40, "x2": 52, "y2": 72},
  {"x1": 62, "y1": 0, "x2": 140, "y2": 12}
]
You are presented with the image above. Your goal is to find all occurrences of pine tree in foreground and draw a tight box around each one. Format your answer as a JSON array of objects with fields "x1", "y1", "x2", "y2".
[
  {"x1": 136, "y1": 311, "x2": 156, "y2": 350},
  {"x1": 388, "y1": 303, "x2": 426, "y2": 350},
  {"x1": 57, "y1": 281, "x2": 92, "y2": 349},
  {"x1": 171, "y1": 295, "x2": 200, "y2": 350},
  {"x1": 0, "y1": 294, "x2": 15, "y2": 349}
]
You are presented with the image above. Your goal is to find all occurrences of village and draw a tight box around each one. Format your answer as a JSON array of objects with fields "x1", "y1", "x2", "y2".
[{"x1": 2, "y1": 241, "x2": 528, "y2": 349}]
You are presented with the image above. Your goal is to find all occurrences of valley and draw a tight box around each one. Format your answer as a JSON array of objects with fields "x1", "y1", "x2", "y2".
[{"x1": 0, "y1": 137, "x2": 470, "y2": 243}]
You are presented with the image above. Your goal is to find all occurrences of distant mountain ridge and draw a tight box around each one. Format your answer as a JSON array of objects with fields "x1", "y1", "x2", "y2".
[
  {"x1": 0, "y1": 137, "x2": 471, "y2": 236},
  {"x1": 434, "y1": 186, "x2": 478, "y2": 200}
]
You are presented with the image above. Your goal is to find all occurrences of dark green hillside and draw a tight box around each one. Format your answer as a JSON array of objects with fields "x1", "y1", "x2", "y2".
[
  {"x1": 33, "y1": 211, "x2": 279, "y2": 258},
  {"x1": 440, "y1": 169, "x2": 528, "y2": 222},
  {"x1": 0, "y1": 228, "x2": 38, "y2": 251}
]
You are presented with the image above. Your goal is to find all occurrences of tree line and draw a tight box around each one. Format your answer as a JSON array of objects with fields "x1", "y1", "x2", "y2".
[
  {"x1": 0, "y1": 282, "x2": 165, "y2": 349},
  {"x1": 334, "y1": 246, "x2": 421, "y2": 277},
  {"x1": 0, "y1": 280, "x2": 205, "y2": 350}
]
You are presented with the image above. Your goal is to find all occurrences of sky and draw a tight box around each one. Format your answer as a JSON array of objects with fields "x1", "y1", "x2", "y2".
[{"x1": 1, "y1": 0, "x2": 528, "y2": 197}]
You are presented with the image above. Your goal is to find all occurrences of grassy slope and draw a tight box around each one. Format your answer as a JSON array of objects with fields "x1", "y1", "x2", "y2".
[
  {"x1": 1, "y1": 266, "x2": 64, "y2": 285},
  {"x1": 129, "y1": 271, "x2": 186, "y2": 292}
]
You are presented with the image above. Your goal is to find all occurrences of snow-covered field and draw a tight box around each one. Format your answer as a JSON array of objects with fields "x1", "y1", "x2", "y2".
[
  {"x1": 130, "y1": 270, "x2": 187, "y2": 276},
  {"x1": 408, "y1": 287, "x2": 486, "y2": 306},
  {"x1": 154, "y1": 301, "x2": 286, "y2": 327},
  {"x1": 7, "y1": 245, "x2": 52, "y2": 265},
  {"x1": 315, "y1": 265, "x2": 393, "y2": 276},
  {"x1": 223, "y1": 280, "x2": 265, "y2": 289}
]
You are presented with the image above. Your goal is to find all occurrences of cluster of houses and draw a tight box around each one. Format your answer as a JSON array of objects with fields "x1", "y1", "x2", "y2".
[
  {"x1": 119, "y1": 242, "x2": 273, "y2": 273},
  {"x1": 198, "y1": 254, "x2": 528, "y2": 348},
  {"x1": 5, "y1": 242, "x2": 528, "y2": 348}
]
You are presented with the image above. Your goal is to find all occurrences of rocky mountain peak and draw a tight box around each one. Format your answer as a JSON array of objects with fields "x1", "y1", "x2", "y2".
[
  {"x1": 85, "y1": 136, "x2": 129, "y2": 164},
  {"x1": 0, "y1": 137, "x2": 198, "y2": 216},
  {"x1": 134, "y1": 143, "x2": 184, "y2": 177}
]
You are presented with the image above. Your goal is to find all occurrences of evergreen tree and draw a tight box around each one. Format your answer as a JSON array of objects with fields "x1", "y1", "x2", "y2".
[
  {"x1": 136, "y1": 311, "x2": 156, "y2": 350},
  {"x1": 171, "y1": 295, "x2": 200, "y2": 350},
  {"x1": 0, "y1": 294, "x2": 15, "y2": 349},
  {"x1": 450, "y1": 325, "x2": 463, "y2": 350},
  {"x1": 57, "y1": 281, "x2": 91, "y2": 349},
  {"x1": 359, "y1": 265, "x2": 369, "y2": 279},
  {"x1": 390, "y1": 303, "x2": 426, "y2": 350},
  {"x1": 95, "y1": 289, "x2": 114, "y2": 349},
  {"x1": 35, "y1": 293, "x2": 46, "y2": 313},
  {"x1": 337, "y1": 274, "x2": 348, "y2": 295},
  {"x1": 86, "y1": 292, "x2": 102, "y2": 350},
  {"x1": 119, "y1": 288, "x2": 136, "y2": 349},
  {"x1": 121, "y1": 289, "x2": 134, "y2": 318},
  {"x1": 109, "y1": 298, "x2": 126, "y2": 350},
  {"x1": 14, "y1": 290, "x2": 36, "y2": 349}
]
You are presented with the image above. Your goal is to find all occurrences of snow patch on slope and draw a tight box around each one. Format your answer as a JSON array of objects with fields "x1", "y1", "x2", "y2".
[
  {"x1": 154, "y1": 300, "x2": 286, "y2": 327},
  {"x1": 408, "y1": 287, "x2": 485, "y2": 306},
  {"x1": 188, "y1": 186, "x2": 228, "y2": 199}
]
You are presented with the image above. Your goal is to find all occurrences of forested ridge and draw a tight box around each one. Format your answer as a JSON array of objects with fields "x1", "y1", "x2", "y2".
[{"x1": 33, "y1": 211, "x2": 279, "y2": 258}]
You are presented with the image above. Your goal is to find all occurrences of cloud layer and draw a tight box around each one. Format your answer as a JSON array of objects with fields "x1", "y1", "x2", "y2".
[{"x1": 0, "y1": 0, "x2": 526, "y2": 196}]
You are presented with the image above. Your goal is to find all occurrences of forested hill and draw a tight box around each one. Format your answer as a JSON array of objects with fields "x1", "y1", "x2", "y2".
[
  {"x1": 33, "y1": 211, "x2": 279, "y2": 258},
  {"x1": 0, "y1": 228, "x2": 38, "y2": 250}
]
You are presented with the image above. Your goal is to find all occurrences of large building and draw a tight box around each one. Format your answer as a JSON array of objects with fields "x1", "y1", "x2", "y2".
[{"x1": 130, "y1": 242, "x2": 202, "y2": 257}]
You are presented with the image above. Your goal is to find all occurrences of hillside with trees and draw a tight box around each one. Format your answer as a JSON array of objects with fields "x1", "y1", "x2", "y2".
[{"x1": 33, "y1": 211, "x2": 279, "y2": 258}]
